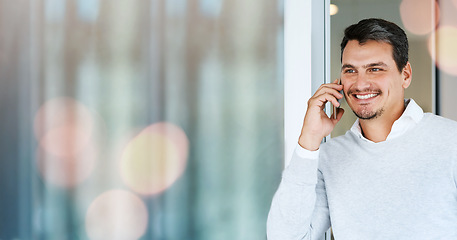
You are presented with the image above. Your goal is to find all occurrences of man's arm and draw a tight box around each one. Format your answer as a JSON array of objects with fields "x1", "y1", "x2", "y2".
[
  {"x1": 267, "y1": 148, "x2": 330, "y2": 240},
  {"x1": 267, "y1": 80, "x2": 343, "y2": 239}
]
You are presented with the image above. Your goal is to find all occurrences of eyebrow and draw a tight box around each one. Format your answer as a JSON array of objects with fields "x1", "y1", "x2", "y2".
[{"x1": 341, "y1": 62, "x2": 388, "y2": 70}]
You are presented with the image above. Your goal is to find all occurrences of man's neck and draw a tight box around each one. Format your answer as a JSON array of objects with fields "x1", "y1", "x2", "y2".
[{"x1": 359, "y1": 103, "x2": 406, "y2": 143}]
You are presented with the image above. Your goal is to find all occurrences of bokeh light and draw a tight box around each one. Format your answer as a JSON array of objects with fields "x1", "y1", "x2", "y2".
[
  {"x1": 120, "y1": 122, "x2": 189, "y2": 195},
  {"x1": 36, "y1": 145, "x2": 96, "y2": 188},
  {"x1": 85, "y1": 190, "x2": 148, "y2": 240},
  {"x1": 330, "y1": 4, "x2": 339, "y2": 16},
  {"x1": 428, "y1": 26, "x2": 457, "y2": 76},
  {"x1": 400, "y1": 0, "x2": 440, "y2": 35},
  {"x1": 34, "y1": 97, "x2": 94, "y2": 157},
  {"x1": 34, "y1": 97, "x2": 97, "y2": 187}
]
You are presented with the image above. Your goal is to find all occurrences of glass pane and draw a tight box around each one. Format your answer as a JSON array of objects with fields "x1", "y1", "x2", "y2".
[
  {"x1": 0, "y1": 0, "x2": 284, "y2": 239},
  {"x1": 435, "y1": 0, "x2": 457, "y2": 121}
]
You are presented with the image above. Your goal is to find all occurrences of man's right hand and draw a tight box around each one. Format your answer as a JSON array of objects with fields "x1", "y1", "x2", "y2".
[{"x1": 298, "y1": 79, "x2": 345, "y2": 151}]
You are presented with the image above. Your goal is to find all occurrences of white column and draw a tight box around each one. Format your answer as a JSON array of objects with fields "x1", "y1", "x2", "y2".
[{"x1": 284, "y1": 0, "x2": 312, "y2": 166}]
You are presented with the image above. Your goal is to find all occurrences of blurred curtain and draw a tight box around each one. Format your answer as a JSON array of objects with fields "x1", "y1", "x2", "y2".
[{"x1": 0, "y1": 0, "x2": 284, "y2": 239}]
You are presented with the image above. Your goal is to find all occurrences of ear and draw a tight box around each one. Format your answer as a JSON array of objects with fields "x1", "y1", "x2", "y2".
[{"x1": 401, "y1": 62, "x2": 412, "y2": 89}]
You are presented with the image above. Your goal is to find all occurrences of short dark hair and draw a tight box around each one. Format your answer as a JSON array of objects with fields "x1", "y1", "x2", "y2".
[{"x1": 340, "y1": 18, "x2": 409, "y2": 72}]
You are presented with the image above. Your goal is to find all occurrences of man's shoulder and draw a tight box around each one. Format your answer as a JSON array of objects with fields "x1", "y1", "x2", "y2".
[
  {"x1": 418, "y1": 113, "x2": 457, "y2": 145},
  {"x1": 422, "y1": 113, "x2": 457, "y2": 130},
  {"x1": 320, "y1": 131, "x2": 357, "y2": 152},
  {"x1": 427, "y1": 112, "x2": 457, "y2": 121}
]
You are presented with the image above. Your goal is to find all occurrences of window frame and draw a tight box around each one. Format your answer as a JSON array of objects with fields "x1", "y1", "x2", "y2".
[{"x1": 284, "y1": 0, "x2": 332, "y2": 239}]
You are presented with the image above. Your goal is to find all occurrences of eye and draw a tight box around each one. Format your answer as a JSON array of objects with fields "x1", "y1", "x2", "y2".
[
  {"x1": 344, "y1": 69, "x2": 355, "y2": 73},
  {"x1": 369, "y1": 68, "x2": 382, "y2": 72}
]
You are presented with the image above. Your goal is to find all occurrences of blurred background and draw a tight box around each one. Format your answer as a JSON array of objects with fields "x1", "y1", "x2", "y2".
[
  {"x1": 0, "y1": 0, "x2": 283, "y2": 239},
  {"x1": 1, "y1": 0, "x2": 457, "y2": 239}
]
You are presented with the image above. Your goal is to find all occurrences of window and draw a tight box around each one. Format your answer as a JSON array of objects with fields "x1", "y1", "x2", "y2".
[{"x1": 0, "y1": 0, "x2": 284, "y2": 239}]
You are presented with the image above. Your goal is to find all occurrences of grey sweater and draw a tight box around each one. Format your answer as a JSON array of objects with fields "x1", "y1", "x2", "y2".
[{"x1": 267, "y1": 113, "x2": 457, "y2": 239}]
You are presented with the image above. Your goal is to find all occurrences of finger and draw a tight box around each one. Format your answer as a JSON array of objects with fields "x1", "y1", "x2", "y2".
[
  {"x1": 316, "y1": 82, "x2": 343, "y2": 91},
  {"x1": 315, "y1": 84, "x2": 344, "y2": 96},
  {"x1": 315, "y1": 88, "x2": 344, "y2": 104},
  {"x1": 312, "y1": 92, "x2": 341, "y2": 108},
  {"x1": 314, "y1": 84, "x2": 344, "y2": 97},
  {"x1": 327, "y1": 82, "x2": 344, "y2": 90}
]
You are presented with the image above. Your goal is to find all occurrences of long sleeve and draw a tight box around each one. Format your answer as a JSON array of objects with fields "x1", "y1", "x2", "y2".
[{"x1": 267, "y1": 149, "x2": 331, "y2": 240}]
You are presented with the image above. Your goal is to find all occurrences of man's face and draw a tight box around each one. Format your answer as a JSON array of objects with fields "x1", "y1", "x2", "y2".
[{"x1": 340, "y1": 40, "x2": 411, "y2": 120}]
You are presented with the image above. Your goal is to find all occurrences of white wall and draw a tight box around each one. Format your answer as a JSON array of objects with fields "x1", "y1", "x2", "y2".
[{"x1": 284, "y1": 0, "x2": 312, "y2": 166}]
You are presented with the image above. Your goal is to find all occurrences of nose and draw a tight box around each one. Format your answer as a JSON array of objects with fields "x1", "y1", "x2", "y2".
[{"x1": 350, "y1": 72, "x2": 371, "y2": 91}]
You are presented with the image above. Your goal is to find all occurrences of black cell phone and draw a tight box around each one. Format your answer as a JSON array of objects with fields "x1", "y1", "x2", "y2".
[{"x1": 332, "y1": 79, "x2": 342, "y2": 119}]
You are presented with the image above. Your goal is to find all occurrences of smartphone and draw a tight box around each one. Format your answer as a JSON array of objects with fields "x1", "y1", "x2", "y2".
[{"x1": 332, "y1": 79, "x2": 342, "y2": 119}]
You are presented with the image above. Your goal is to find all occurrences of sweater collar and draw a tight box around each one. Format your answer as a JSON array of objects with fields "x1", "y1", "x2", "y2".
[{"x1": 350, "y1": 98, "x2": 424, "y2": 142}]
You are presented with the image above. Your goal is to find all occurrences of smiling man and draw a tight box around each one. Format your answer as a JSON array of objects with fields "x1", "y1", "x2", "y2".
[{"x1": 267, "y1": 18, "x2": 457, "y2": 239}]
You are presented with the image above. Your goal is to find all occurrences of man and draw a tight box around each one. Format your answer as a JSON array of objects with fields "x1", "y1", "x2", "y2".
[{"x1": 267, "y1": 18, "x2": 457, "y2": 239}]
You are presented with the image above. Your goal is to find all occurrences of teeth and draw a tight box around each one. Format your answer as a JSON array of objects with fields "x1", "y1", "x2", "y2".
[{"x1": 355, "y1": 93, "x2": 378, "y2": 99}]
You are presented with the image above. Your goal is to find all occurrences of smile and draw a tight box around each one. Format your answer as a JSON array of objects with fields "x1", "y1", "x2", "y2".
[{"x1": 354, "y1": 93, "x2": 379, "y2": 100}]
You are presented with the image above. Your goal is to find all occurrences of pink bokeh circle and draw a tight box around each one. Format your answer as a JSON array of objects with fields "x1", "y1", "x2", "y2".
[{"x1": 85, "y1": 190, "x2": 148, "y2": 240}]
